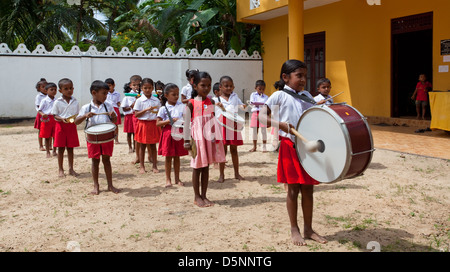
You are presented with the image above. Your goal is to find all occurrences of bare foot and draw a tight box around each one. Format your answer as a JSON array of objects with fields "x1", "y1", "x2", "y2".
[
  {"x1": 46, "y1": 152, "x2": 51, "y2": 158},
  {"x1": 90, "y1": 185, "x2": 100, "y2": 195},
  {"x1": 152, "y1": 167, "x2": 159, "y2": 173},
  {"x1": 175, "y1": 180, "x2": 184, "y2": 187},
  {"x1": 194, "y1": 196, "x2": 206, "y2": 207},
  {"x1": 52, "y1": 151, "x2": 57, "y2": 157},
  {"x1": 217, "y1": 175, "x2": 225, "y2": 183},
  {"x1": 165, "y1": 180, "x2": 173, "y2": 188},
  {"x1": 69, "y1": 169, "x2": 79, "y2": 177},
  {"x1": 249, "y1": 147, "x2": 256, "y2": 152},
  {"x1": 132, "y1": 159, "x2": 140, "y2": 165},
  {"x1": 58, "y1": 170, "x2": 66, "y2": 178},
  {"x1": 39, "y1": 147, "x2": 46, "y2": 151},
  {"x1": 304, "y1": 229, "x2": 327, "y2": 244},
  {"x1": 108, "y1": 186, "x2": 121, "y2": 194},
  {"x1": 203, "y1": 197, "x2": 214, "y2": 207},
  {"x1": 235, "y1": 174, "x2": 245, "y2": 180},
  {"x1": 262, "y1": 145, "x2": 267, "y2": 153},
  {"x1": 139, "y1": 167, "x2": 147, "y2": 174},
  {"x1": 291, "y1": 227, "x2": 307, "y2": 246}
]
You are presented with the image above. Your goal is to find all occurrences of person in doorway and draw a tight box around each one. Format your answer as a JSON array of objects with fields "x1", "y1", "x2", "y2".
[{"x1": 411, "y1": 73, "x2": 432, "y2": 120}]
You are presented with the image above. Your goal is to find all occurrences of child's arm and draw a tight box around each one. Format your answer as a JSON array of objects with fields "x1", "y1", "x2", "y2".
[
  {"x1": 38, "y1": 110, "x2": 47, "y2": 119},
  {"x1": 156, "y1": 117, "x2": 174, "y2": 127},
  {"x1": 183, "y1": 102, "x2": 193, "y2": 149},
  {"x1": 259, "y1": 105, "x2": 290, "y2": 134},
  {"x1": 411, "y1": 88, "x2": 418, "y2": 100},
  {"x1": 74, "y1": 112, "x2": 95, "y2": 125}
]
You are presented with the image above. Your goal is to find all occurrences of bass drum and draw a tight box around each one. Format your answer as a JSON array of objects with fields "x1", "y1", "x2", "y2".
[{"x1": 295, "y1": 103, "x2": 374, "y2": 183}]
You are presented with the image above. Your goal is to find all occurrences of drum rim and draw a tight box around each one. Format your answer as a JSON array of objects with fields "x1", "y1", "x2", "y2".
[{"x1": 85, "y1": 123, "x2": 117, "y2": 135}]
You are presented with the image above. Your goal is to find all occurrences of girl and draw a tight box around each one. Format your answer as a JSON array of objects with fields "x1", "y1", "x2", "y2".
[
  {"x1": 184, "y1": 72, "x2": 226, "y2": 207},
  {"x1": 156, "y1": 83, "x2": 188, "y2": 187},
  {"x1": 213, "y1": 76, "x2": 246, "y2": 183},
  {"x1": 38, "y1": 83, "x2": 57, "y2": 158},
  {"x1": 121, "y1": 82, "x2": 137, "y2": 153},
  {"x1": 133, "y1": 78, "x2": 161, "y2": 173},
  {"x1": 259, "y1": 59, "x2": 327, "y2": 246},
  {"x1": 181, "y1": 69, "x2": 199, "y2": 104},
  {"x1": 34, "y1": 78, "x2": 47, "y2": 151},
  {"x1": 105, "y1": 78, "x2": 121, "y2": 144},
  {"x1": 249, "y1": 80, "x2": 268, "y2": 152}
]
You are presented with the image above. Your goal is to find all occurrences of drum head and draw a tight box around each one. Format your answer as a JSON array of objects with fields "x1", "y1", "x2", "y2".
[
  {"x1": 85, "y1": 123, "x2": 117, "y2": 134},
  {"x1": 295, "y1": 106, "x2": 351, "y2": 183}
]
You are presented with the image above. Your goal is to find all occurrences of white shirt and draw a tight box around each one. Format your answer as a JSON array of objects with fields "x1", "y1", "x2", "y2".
[
  {"x1": 121, "y1": 90, "x2": 137, "y2": 115},
  {"x1": 157, "y1": 101, "x2": 185, "y2": 121},
  {"x1": 51, "y1": 96, "x2": 79, "y2": 119},
  {"x1": 180, "y1": 83, "x2": 192, "y2": 100},
  {"x1": 35, "y1": 92, "x2": 46, "y2": 111},
  {"x1": 212, "y1": 92, "x2": 244, "y2": 117},
  {"x1": 314, "y1": 93, "x2": 333, "y2": 105},
  {"x1": 133, "y1": 95, "x2": 160, "y2": 120},
  {"x1": 249, "y1": 91, "x2": 269, "y2": 112},
  {"x1": 106, "y1": 89, "x2": 121, "y2": 108},
  {"x1": 78, "y1": 100, "x2": 115, "y2": 127},
  {"x1": 38, "y1": 95, "x2": 56, "y2": 115},
  {"x1": 265, "y1": 85, "x2": 315, "y2": 142}
]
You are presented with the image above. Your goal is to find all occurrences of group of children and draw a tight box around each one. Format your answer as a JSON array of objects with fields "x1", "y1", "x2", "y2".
[{"x1": 33, "y1": 62, "x2": 338, "y2": 246}]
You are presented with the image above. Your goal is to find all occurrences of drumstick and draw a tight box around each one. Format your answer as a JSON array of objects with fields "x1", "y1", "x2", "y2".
[
  {"x1": 323, "y1": 91, "x2": 344, "y2": 103},
  {"x1": 289, "y1": 127, "x2": 325, "y2": 153},
  {"x1": 94, "y1": 112, "x2": 114, "y2": 116}
]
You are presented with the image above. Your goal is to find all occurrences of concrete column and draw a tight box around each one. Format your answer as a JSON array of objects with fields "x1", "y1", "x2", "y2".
[{"x1": 288, "y1": 0, "x2": 304, "y2": 61}]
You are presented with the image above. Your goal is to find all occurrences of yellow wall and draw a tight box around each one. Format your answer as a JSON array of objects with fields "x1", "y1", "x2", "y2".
[{"x1": 256, "y1": 0, "x2": 450, "y2": 117}]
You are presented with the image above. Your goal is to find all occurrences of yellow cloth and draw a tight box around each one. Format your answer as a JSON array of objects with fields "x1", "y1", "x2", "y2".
[{"x1": 429, "y1": 92, "x2": 450, "y2": 131}]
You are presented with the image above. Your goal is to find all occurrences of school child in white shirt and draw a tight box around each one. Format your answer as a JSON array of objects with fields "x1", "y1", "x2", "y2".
[
  {"x1": 34, "y1": 78, "x2": 47, "y2": 151},
  {"x1": 38, "y1": 83, "x2": 57, "y2": 158},
  {"x1": 181, "y1": 69, "x2": 199, "y2": 104},
  {"x1": 105, "y1": 78, "x2": 121, "y2": 144},
  {"x1": 249, "y1": 80, "x2": 269, "y2": 152},
  {"x1": 314, "y1": 78, "x2": 333, "y2": 105}
]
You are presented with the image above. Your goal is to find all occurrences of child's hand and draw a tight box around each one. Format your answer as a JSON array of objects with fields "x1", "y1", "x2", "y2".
[
  {"x1": 183, "y1": 141, "x2": 191, "y2": 150},
  {"x1": 42, "y1": 114, "x2": 48, "y2": 119},
  {"x1": 317, "y1": 100, "x2": 326, "y2": 105},
  {"x1": 85, "y1": 112, "x2": 95, "y2": 118},
  {"x1": 172, "y1": 118, "x2": 179, "y2": 123},
  {"x1": 280, "y1": 122, "x2": 293, "y2": 134}
]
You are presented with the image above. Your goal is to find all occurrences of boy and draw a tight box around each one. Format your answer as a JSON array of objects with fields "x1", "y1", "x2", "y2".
[
  {"x1": 314, "y1": 78, "x2": 333, "y2": 105},
  {"x1": 75, "y1": 80, "x2": 120, "y2": 195},
  {"x1": 105, "y1": 78, "x2": 121, "y2": 144},
  {"x1": 52, "y1": 78, "x2": 80, "y2": 178},
  {"x1": 38, "y1": 83, "x2": 57, "y2": 158}
]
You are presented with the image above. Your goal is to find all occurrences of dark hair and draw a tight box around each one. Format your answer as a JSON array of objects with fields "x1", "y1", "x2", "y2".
[
  {"x1": 160, "y1": 83, "x2": 179, "y2": 106},
  {"x1": 58, "y1": 78, "x2": 73, "y2": 89},
  {"x1": 105, "y1": 78, "x2": 115, "y2": 85},
  {"x1": 274, "y1": 59, "x2": 307, "y2": 90},
  {"x1": 45, "y1": 82, "x2": 57, "y2": 90},
  {"x1": 316, "y1": 78, "x2": 331, "y2": 89},
  {"x1": 219, "y1": 75, "x2": 233, "y2": 84},
  {"x1": 141, "y1": 77, "x2": 154, "y2": 87},
  {"x1": 155, "y1": 80, "x2": 165, "y2": 90},
  {"x1": 191, "y1": 71, "x2": 212, "y2": 98},
  {"x1": 35, "y1": 78, "x2": 47, "y2": 91},
  {"x1": 255, "y1": 80, "x2": 266, "y2": 88},
  {"x1": 123, "y1": 82, "x2": 131, "y2": 93},
  {"x1": 130, "y1": 75, "x2": 142, "y2": 83},
  {"x1": 185, "y1": 69, "x2": 199, "y2": 80},
  {"x1": 90, "y1": 80, "x2": 109, "y2": 93},
  {"x1": 213, "y1": 82, "x2": 220, "y2": 92}
]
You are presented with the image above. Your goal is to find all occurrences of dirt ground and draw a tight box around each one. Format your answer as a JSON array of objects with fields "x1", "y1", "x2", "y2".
[{"x1": 0, "y1": 120, "x2": 448, "y2": 252}]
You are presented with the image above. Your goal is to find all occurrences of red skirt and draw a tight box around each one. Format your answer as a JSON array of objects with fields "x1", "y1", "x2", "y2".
[
  {"x1": 113, "y1": 107, "x2": 122, "y2": 125},
  {"x1": 54, "y1": 121, "x2": 80, "y2": 148},
  {"x1": 135, "y1": 119, "x2": 161, "y2": 144},
  {"x1": 34, "y1": 112, "x2": 42, "y2": 130},
  {"x1": 250, "y1": 111, "x2": 267, "y2": 128},
  {"x1": 39, "y1": 115, "x2": 56, "y2": 138},
  {"x1": 277, "y1": 136, "x2": 319, "y2": 185},
  {"x1": 222, "y1": 126, "x2": 243, "y2": 146},
  {"x1": 158, "y1": 125, "x2": 188, "y2": 157},
  {"x1": 123, "y1": 114, "x2": 134, "y2": 133}
]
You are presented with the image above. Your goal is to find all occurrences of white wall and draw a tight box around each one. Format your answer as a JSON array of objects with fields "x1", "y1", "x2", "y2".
[{"x1": 0, "y1": 44, "x2": 262, "y2": 118}]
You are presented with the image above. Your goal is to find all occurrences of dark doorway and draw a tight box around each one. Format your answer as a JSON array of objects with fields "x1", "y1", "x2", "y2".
[
  {"x1": 305, "y1": 32, "x2": 325, "y2": 96},
  {"x1": 392, "y1": 12, "x2": 433, "y2": 118}
]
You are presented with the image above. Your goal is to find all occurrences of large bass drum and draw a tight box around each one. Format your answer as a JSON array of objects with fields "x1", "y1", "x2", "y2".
[{"x1": 295, "y1": 103, "x2": 374, "y2": 183}]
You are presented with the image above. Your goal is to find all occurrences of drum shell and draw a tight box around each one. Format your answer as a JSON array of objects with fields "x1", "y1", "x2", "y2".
[{"x1": 85, "y1": 123, "x2": 117, "y2": 144}]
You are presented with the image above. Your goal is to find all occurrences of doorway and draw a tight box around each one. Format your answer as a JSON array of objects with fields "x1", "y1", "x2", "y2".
[
  {"x1": 391, "y1": 12, "x2": 433, "y2": 118},
  {"x1": 305, "y1": 32, "x2": 326, "y2": 96}
]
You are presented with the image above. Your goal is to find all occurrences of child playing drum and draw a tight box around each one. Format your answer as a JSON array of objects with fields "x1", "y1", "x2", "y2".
[
  {"x1": 314, "y1": 78, "x2": 333, "y2": 105},
  {"x1": 259, "y1": 59, "x2": 327, "y2": 246},
  {"x1": 75, "y1": 80, "x2": 119, "y2": 195}
]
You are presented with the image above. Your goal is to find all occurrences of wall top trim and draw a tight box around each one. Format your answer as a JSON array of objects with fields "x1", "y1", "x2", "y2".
[{"x1": 0, "y1": 43, "x2": 262, "y2": 60}]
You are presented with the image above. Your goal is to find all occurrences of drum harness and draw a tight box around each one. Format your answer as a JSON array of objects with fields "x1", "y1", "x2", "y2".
[{"x1": 85, "y1": 103, "x2": 112, "y2": 130}]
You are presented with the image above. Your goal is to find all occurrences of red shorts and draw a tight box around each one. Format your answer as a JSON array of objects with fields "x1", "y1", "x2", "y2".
[
  {"x1": 277, "y1": 136, "x2": 319, "y2": 185},
  {"x1": 87, "y1": 141, "x2": 114, "y2": 159},
  {"x1": 113, "y1": 107, "x2": 122, "y2": 125},
  {"x1": 34, "y1": 113, "x2": 41, "y2": 130},
  {"x1": 123, "y1": 114, "x2": 134, "y2": 133},
  {"x1": 39, "y1": 115, "x2": 56, "y2": 138},
  {"x1": 135, "y1": 119, "x2": 161, "y2": 144},
  {"x1": 54, "y1": 121, "x2": 80, "y2": 148}
]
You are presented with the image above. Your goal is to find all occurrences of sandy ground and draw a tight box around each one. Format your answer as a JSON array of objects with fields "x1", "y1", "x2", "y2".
[{"x1": 0, "y1": 120, "x2": 448, "y2": 252}]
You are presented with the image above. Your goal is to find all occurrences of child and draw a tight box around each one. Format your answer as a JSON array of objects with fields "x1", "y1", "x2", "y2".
[
  {"x1": 314, "y1": 78, "x2": 333, "y2": 105},
  {"x1": 154, "y1": 80, "x2": 165, "y2": 100},
  {"x1": 75, "y1": 80, "x2": 120, "y2": 195},
  {"x1": 249, "y1": 80, "x2": 268, "y2": 152},
  {"x1": 156, "y1": 83, "x2": 188, "y2": 187},
  {"x1": 184, "y1": 71, "x2": 226, "y2": 207},
  {"x1": 121, "y1": 82, "x2": 137, "y2": 153},
  {"x1": 259, "y1": 59, "x2": 327, "y2": 246},
  {"x1": 52, "y1": 78, "x2": 80, "y2": 178},
  {"x1": 411, "y1": 73, "x2": 432, "y2": 120},
  {"x1": 181, "y1": 69, "x2": 199, "y2": 104},
  {"x1": 129, "y1": 75, "x2": 142, "y2": 164},
  {"x1": 213, "y1": 82, "x2": 221, "y2": 98},
  {"x1": 213, "y1": 76, "x2": 246, "y2": 182},
  {"x1": 105, "y1": 78, "x2": 121, "y2": 144},
  {"x1": 133, "y1": 78, "x2": 161, "y2": 174},
  {"x1": 34, "y1": 78, "x2": 47, "y2": 151},
  {"x1": 38, "y1": 82, "x2": 57, "y2": 158}
]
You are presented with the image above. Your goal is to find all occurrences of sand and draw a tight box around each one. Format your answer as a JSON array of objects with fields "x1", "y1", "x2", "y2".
[{"x1": 0, "y1": 120, "x2": 448, "y2": 252}]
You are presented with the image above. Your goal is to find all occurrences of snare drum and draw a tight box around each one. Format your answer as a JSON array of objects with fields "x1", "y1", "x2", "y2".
[
  {"x1": 85, "y1": 123, "x2": 117, "y2": 144},
  {"x1": 295, "y1": 103, "x2": 374, "y2": 183},
  {"x1": 217, "y1": 111, "x2": 245, "y2": 132}
]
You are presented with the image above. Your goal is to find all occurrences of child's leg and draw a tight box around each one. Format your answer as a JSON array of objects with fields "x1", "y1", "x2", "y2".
[
  {"x1": 192, "y1": 168, "x2": 205, "y2": 207},
  {"x1": 67, "y1": 148, "x2": 78, "y2": 177},
  {"x1": 45, "y1": 138, "x2": 51, "y2": 158},
  {"x1": 261, "y1": 128, "x2": 267, "y2": 152},
  {"x1": 139, "y1": 143, "x2": 147, "y2": 173},
  {"x1": 230, "y1": 145, "x2": 244, "y2": 180},
  {"x1": 217, "y1": 145, "x2": 227, "y2": 183},
  {"x1": 102, "y1": 155, "x2": 120, "y2": 194},
  {"x1": 115, "y1": 126, "x2": 119, "y2": 144},
  {"x1": 165, "y1": 156, "x2": 172, "y2": 187},
  {"x1": 150, "y1": 144, "x2": 158, "y2": 173},
  {"x1": 58, "y1": 147, "x2": 65, "y2": 177},
  {"x1": 127, "y1": 133, "x2": 133, "y2": 152},
  {"x1": 249, "y1": 127, "x2": 258, "y2": 152},
  {"x1": 421, "y1": 103, "x2": 427, "y2": 119},
  {"x1": 174, "y1": 156, "x2": 183, "y2": 186},
  {"x1": 147, "y1": 144, "x2": 153, "y2": 163},
  {"x1": 39, "y1": 133, "x2": 45, "y2": 151},
  {"x1": 91, "y1": 158, "x2": 101, "y2": 195},
  {"x1": 286, "y1": 183, "x2": 306, "y2": 246},
  {"x1": 200, "y1": 167, "x2": 213, "y2": 206},
  {"x1": 300, "y1": 185, "x2": 327, "y2": 244},
  {"x1": 415, "y1": 102, "x2": 421, "y2": 119},
  {"x1": 51, "y1": 138, "x2": 57, "y2": 156}
]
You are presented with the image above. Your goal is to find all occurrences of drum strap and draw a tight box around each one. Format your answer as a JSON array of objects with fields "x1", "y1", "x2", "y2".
[
  {"x1": 85, "y1": 103, "x2": 112, "y2": 130},
  {"x1": 281, "y1": 89, "x2": 316, "y2": 105},
  {"x1": 164, "y1": 104, "x2": 174, "y2": 126}
]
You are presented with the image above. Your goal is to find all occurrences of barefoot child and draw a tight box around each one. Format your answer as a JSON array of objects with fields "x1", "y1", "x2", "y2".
[
  {"x1": 38, "y1": 83, "x2": 57, "y2": 158},
  {"x1": 249, "y1": 80, "x2": 268, "y2": 152},
  {"x1": 52, "y1": 78, "x2": 80, "y2": 178},
  {"x1": 184, "y1": 72, "x2": 226, "y2": 207},
  {"x1": 105, "y1": 78, "x2": 121, "y2": 144},
  {"x1": 259, "y1": 59, "x2": 327, "y2": 246},
  {"x1": 75, "y1": 80, "x2": 120, "y2": 195},
  {"x1": 121, "y1": 82, "x2": 137, "y2": 153},
  {"x1": 181, "y1": 69, "x2": 199, "y2": 104},
  {"x1": 133, "y1": 78, "x2": 161, "y2": 174},
  {"x1": 129, "y1": 75, "x2": 142, "y2": 164},
  {"x1": 213, "y1": 76, "x2": 246, "y2": 182},
  {"x1": 156, "y1": 83, "x2": 188, "y2": 187},
  {"x1": 34, "y1": 78, "x2": 47, "y2": 151}
]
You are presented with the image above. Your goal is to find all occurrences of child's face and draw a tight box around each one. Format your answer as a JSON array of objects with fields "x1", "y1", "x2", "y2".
[
  {"x1": 39, "y1": 83, "x2": 47, "y2": 94},
  {"x1": 59, "y1": 82, "x2": 74, "y2": 98},
  {"x1": 165, "y1": 88, "x2": 179, "y2": 104},
  {"x1": 419, "y1": 74, "x2": 426, "y2": 82},
  {"x1": 141, "y1": 82, "x2": 154, "y2": 98},
  {"x1": 92, "y1": 88, "x2": 108, "y2": 104},
  {"x1": 219, "y1": 79, "x2": 234, "y2": 96},
  {"x1": 213, "y1": 89, "x2": 221, "y2": 97},
  {"x1": 317, "y1": 82, "x2": 331, "y2": 96},
  {"x1": 107, "y1": 83, "x2": 115, "y2": 93},
  {"x1": 256, "y1": 85, "x2": 265, "y2": 94},
  {"x1": 130, "y1": 80, "x2": 140, "y2": 91},
  {"x1": 283, "y1": 67, "x2": 307, "y2": 91},
  {"x1": 194, "y1": 78, "x2": 212, "y2": 98},
  {"x1": 46, "y1": 87, "x2": 57, "y2": 98}
]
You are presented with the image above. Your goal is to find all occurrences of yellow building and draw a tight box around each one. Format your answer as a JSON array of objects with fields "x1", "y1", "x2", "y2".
[{"x1": 237, "y1": 0, "x2": 450, "y2": 119}]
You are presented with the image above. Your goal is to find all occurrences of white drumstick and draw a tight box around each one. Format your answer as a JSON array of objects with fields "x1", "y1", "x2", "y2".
[
  {"x1": 290, "y1": 128, "x2": 324, "y2": 153},
  {"x1": 323, "y1": 91, "x2": 344, "y2": 103}
]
